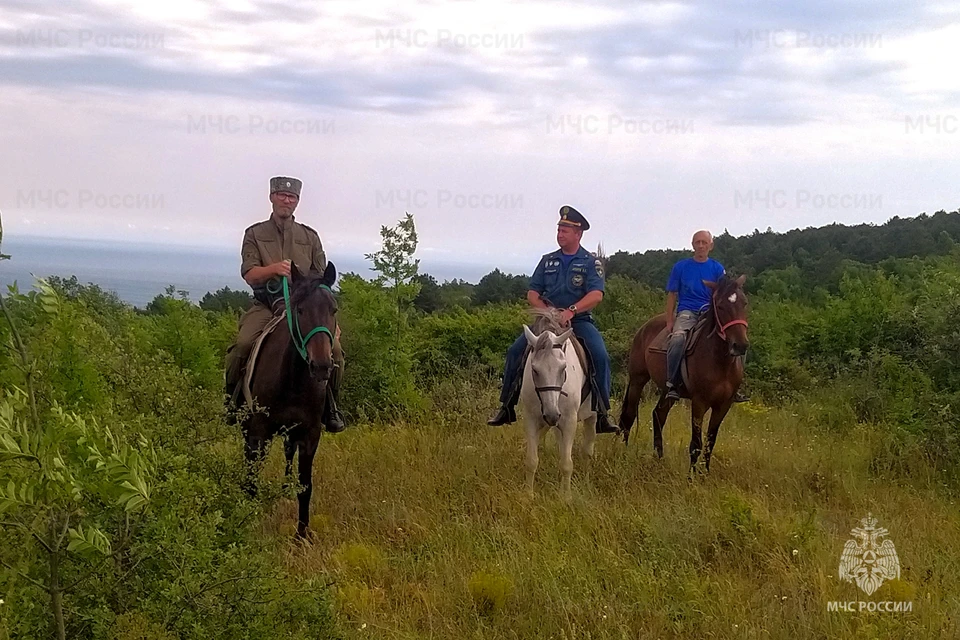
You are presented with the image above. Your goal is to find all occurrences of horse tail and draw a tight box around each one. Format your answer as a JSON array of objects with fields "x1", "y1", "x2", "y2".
[
  {"x1": 618, "y1": 369, "x2": 648, "y2": 435},
  {"x1": 617, "y1": 315, "x2": 664, "y2": 438}
]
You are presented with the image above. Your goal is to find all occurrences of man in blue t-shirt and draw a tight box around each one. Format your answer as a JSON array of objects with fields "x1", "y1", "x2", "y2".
[
  {"x1": 663, "y1": 230, "x2": 727, "y2": 401},
  {"x1": 487, "y1": 205, "x2": 618, "y2": 433}
]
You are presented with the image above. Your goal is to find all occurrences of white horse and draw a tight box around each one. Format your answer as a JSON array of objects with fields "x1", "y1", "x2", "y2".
[{"x1": 519, "y1": 311, "x2": 597, "y2": 497}]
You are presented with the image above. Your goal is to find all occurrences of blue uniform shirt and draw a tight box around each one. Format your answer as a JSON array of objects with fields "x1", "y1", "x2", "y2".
[
  {"x1": 530, "y1": 246, "x2": 605, "y2": 312},
  {"x1": 667, "y1": 257, "x2": 725, "y2": 313}
]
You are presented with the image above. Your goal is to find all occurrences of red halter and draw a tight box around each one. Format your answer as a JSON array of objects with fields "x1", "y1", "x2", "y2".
[{"x1": 713, "y1": 295, "x2": 748, "y2": 340}]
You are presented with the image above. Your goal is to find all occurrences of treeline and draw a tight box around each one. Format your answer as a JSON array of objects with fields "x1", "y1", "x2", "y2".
[
  {"x1": 608, "y1": 208, "x2": 960, "y2": 298},
  {"x1": 128, "y1": 209, "x2": 960, "y2": 318}
]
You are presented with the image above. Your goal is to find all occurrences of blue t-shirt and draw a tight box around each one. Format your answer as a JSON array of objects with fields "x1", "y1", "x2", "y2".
[
  {"x1": 529, "y1": 246, "x2": 605, "y2": 311},
  {"x1": 666, "y1": 258, "x2": 725, "y2": 313}
]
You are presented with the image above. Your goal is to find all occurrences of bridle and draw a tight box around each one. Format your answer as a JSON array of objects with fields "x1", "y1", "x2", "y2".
[
  {"x1": 533, "y1": 342, "x2": 569, "y2": 412},
  {"x1": 712, "y1": 289, "x2": 749, "y2": 341},
  {"x1": 279, "y1": 277, "x2": 335, "y2": 362}
]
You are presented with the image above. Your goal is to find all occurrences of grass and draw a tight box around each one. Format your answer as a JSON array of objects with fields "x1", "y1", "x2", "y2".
[{"x1": 259, "y1": 379, "x2": 960, "y2": 639}]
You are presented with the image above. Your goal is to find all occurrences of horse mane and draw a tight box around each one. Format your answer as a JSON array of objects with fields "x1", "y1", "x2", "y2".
[
  {"x1": 529, "y1": 308, "x2": 566, "y2": 351},
  {"x1": 288, "y1": 274, "x2": 330, "y2": 307}
]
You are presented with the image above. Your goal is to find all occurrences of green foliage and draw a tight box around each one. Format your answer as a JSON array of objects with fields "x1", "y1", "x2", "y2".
[
  {"x1": 413, "y1": 304, "x2": 528, "y2": 382},
  {"x1": 468, "y1": 570, "x2": 514, "y2": 616},
  {"x1": 471, "y1": 269, "x2": 528, "y2": 306},
  {"x1": 413, "y1": 275, "x2": 475, "y2": 313},
  {"x1": 364, "y1": 211, "x2": 421, "y2": 304},
  {"x1": 198, "y1": 286, "x2": 253, "y2": 314},
  {"x1": 338, "y1": 274, "x2": 424, "y2": 420},
  {"x1": 608, "y1": 208, "x2": 960, "y2": 296},
  {"x1": 342, "y1": 213, "x2": 429, "y2": 420},
  {"x1": 591, "y1": 275, "x2": 663, "y2": 380},
  {"x1": 0, "y1": 266, "x2": 340, "y2": 638}
]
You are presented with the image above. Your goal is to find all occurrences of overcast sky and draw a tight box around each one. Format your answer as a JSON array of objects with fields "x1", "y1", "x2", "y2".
[{"x1": 1, "y1": 0, "x2": 958, "y2": 270}]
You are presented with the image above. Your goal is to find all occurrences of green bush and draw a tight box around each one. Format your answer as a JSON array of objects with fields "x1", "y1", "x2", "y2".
[{"x1": 0, "y1": 280, "x2": 340, "y2": 640}]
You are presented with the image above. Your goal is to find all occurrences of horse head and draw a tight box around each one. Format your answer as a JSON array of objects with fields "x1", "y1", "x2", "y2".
[
  {"x1": 704, "y1": 273, "x2": 749, "y2": 357},
  {"x1": 288, "y1": 261, "x2": 338, "y2": 380},
  {"x1": 523, "y1": 324, "x2": 573, "y2": 427}
]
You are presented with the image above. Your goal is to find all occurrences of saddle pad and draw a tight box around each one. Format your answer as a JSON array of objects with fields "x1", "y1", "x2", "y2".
[
  {"x1": 647, "y1": 312, "x2": 712, "y2": 355},
  {"x1": 241, "y1": 311, "x2": 287, "y2": 409}
]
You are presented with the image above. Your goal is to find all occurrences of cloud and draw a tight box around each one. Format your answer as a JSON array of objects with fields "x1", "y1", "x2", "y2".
[{"x1": 0, "y1": 0, "x2": 957, "y2": 265}]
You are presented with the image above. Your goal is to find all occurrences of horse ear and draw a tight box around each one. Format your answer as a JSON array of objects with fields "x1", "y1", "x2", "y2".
[
  {"x1": 321, "y1": 261, "x2": 337, "y2": 287},
  {"x1": 523, "y1": 325, "x2": 537, "y2": 347},
  {"x1": 554, "y1": 328, "x2": 573, "y2": 345},
  {"x1": 290, "y1": 262, "x2": 305, "y2": 284},
  {"x1": 735, "y1": 273, "x2": 746, "y2": 288},
  {"x1": 702, "y1": 279, "x2": 718, "y2": 291}
]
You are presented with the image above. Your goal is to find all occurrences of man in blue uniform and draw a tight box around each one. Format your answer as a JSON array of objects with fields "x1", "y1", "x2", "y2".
[
  {"x1": 663, "y1": 229, "x2": 730, "y2": 401},
  {"x1": 487, "y1": 205, "x2": 619, "y2": 433}
]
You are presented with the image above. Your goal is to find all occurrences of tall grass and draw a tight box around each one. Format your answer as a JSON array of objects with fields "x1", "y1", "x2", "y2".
[{"x1": 254, "y1": 377, "x2": 960, "y2": 639}]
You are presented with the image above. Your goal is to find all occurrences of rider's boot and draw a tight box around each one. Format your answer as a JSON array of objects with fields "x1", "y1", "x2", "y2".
[
  {"x1": 323, "y1": 380, "x2": 347, "y2": 433},
  {"x1": 594, "y1": 409, "x2": 620, "y2": 434},
  {"x1": 487, "y1": 404, "x2": 517, "y2": 426}
]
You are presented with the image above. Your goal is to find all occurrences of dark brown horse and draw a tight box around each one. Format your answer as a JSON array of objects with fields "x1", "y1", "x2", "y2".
[
  {"x1": 242, "y1": 262, "x2": 338, "y2": 538},
  {"x1": 618, "y1": 274, "x2": 749, "y2": 474}
]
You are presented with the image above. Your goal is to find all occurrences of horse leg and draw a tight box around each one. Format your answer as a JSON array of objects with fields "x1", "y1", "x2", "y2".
[
  {"x1": 688, "y1": 399, "x2": 708, "y2": 478},
  {"x1": 558, "y1": 419, "x2": 576, "y2": 501},
  {"x1": 704, "y1": 400, "x2": 733, "y2": 473},
  {"x1": 523, "y1": 414, "x2": 542, "y2": 494},
  {"x1": 295, "y1": 432, "x2": 320, "y2": 539},
  {"x1": 652, "y1": 395, "x2": 674, "y2": 459},
  {"x1": 242, "y1": 417, "x2": 269, "y2": 497},
  {"x1": 582, "y1": 412, "x2": 597, "y2": 460},
  {"x1": 283, "y1": 436, "x2": 296, "y2": 480},
  {"x1": 579, "y1": 412, "x2": 597, "y2": 487},
  {"x1": 618, "y1": 371, "x2": 649, "y2": 445}
]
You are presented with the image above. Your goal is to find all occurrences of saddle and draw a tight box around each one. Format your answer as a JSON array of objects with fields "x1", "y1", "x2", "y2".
[
  {"x1": 240, "y1": 311, "x2": 288, "y2": 409},
  {"x1": 647, "y1": 312, "x2": 712, "y2": 356}
]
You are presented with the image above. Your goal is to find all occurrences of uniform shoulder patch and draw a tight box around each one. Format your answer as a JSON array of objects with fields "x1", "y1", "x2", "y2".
[
  {"x1": 594, "y1": 258, "x2": 605, "y2": 278},
  {"x1": 299, "y1": 222, "x2": 321, "y2": 238}
]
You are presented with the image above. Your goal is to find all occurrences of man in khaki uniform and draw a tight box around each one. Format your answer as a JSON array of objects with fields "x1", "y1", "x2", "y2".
[{"x1": 224, "y1": 176, "x2": 346, "y2": 432}]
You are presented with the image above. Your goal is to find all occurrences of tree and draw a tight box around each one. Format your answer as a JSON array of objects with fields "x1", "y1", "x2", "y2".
[
  {"x1": 199, "y1": 286, "x2": 253, "y2": 314},
  {"x1": 364, "y1": 212, "x2": 422, "y2": 342},
  {"x1": 412, "y1": 273, "x2": 443, "y2": 314},
  {"x1": 472, "y1": 269, "x2": 529, "y2": 306}
]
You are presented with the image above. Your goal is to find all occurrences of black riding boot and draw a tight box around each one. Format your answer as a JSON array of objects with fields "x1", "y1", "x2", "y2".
[
  {"x1": 486, "y1": 404, "x2": 517, "y2": 426},
  {"x1": 323, "y1": 384, "x2": 346, "y2": 433},
  {"x1": 488, "y1": 358, "x2": 523, "y2": 426},
  {"x1": 595, "y1": 409, "x2": 620, "y2": 434},
  {"x1": 224, "y1": 379, "x2": 242, "y2": 424}
]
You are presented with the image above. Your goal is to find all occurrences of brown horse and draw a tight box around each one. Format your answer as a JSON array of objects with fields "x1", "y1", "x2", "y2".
[
  {"x1": 618, "y1": 274, "x2": 749, "y2": 474},
  {"x1": 242, "y1": 262, "x2": 338, "y2": 538}
]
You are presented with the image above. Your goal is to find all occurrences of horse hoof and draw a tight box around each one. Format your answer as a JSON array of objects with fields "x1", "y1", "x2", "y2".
[{"x1": 294, "y1": 526, "x2": 313, "y2": 542}]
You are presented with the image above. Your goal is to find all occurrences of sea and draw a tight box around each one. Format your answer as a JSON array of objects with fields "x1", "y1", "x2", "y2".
[{"x1": 0, "y1": 236, "x2": 522, "y2": 309}]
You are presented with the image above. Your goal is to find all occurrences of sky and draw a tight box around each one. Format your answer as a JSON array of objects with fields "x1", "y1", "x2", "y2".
[{"x1": 1, "y1": 0, "x2": 958, "y2": 272}]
